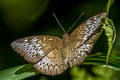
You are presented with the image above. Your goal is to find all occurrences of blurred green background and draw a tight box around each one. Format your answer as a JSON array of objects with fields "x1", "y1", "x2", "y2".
[{"x1": 0, "y1": 0, "x2": 120, "y2": 80}]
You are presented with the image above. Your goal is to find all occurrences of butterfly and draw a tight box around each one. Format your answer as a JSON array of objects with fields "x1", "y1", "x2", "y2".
[{"x1": 11, "y1": 12, "x2": 106, "y2": 76}]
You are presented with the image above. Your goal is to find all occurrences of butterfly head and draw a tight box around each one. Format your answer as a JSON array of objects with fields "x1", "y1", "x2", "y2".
[{"x1": 63, "y1": 33, "x2": 69, "y2": 41}]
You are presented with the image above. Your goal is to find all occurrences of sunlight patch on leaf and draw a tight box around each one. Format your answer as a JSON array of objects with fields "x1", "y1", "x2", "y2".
[{"x1": 102, "y1": 65, "x2": 120, "y2": 71}]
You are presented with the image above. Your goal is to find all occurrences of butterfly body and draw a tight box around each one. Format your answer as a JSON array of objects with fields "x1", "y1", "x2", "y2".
[{"x1": 11, "y1": 12, "x2": 106, "y2": 75}]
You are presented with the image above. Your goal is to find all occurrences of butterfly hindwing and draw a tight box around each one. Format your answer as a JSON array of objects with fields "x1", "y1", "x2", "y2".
[
  {"x1": 11, "y1": 36, "x2": 68, "y2": 75},
  {"x1": 69, "y1": 12, "x2": 106, "y2": 67},
  {"x1": 34, "y1": 46, "x2": 68, "y2": 75}
]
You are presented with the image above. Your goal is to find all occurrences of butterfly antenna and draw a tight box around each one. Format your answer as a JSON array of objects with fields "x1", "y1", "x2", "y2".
[
  {"x1": 67, "y1": 12, "x2": 84, "y2": 33},
  {"x1": 52, "y1": 13, "x2": 66, "y2": 33}
]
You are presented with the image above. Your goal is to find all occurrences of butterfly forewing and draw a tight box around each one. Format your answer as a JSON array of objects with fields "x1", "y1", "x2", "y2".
[
  {"x1": 69, "y1": 12, "x2": 106, "y2": 67},
  {"x1": 11, "y1": 36, "x2": 68, "y2": 75}
]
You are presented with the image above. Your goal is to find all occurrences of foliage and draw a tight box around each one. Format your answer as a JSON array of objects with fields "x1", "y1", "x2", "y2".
[
  {"x1": 71, "y1": 66, "x2": 115, "y2": 80},
  {"x1": 0, "y1": 0, "x2": 119, "y2": 80},
  {"x1": 102, "y1": 18, "x2": 116, "y2": 65}
]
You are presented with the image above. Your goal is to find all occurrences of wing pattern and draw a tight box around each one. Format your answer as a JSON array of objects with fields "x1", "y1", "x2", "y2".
[
  {"x1": 11, "y1": 36, "x2": 68, "y2": 75},
  {"x1": 69, "y1": 12, "x2": 106, "y2": 67},
  {"x1": 11, "y1": 12, "x2": 106, "y2": 75}
]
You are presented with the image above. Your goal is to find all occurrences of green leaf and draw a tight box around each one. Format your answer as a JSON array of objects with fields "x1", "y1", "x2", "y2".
[
  {"x1": 82, "y1": 53, "x2": 120, "y2": 71},
  {"x1": 71, "y1": 63, "x2": 117, "y2": 80},
  {"x1": 102, "y1": 0, "x2": 116, "y2": 65},
  {"x1": 0, "y1": 64, "x2": 39, "y2": 80},
  {"x1": 106, "y1": 0, "x2": 115, "y2": 17},
  {"x1": 102, "y1": 18, "x2": 116, "y2": 65},
  {"x1": 71, "y1": 67, "x2": 86, "y2": 80}
]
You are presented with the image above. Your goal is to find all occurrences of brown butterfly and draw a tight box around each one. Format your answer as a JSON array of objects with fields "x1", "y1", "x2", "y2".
[{"x1": 11, "y1": 12, "x2": 106, "y2": 76}]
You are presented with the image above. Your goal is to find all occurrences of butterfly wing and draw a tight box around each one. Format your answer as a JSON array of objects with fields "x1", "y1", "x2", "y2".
[
  {"x1": 11, "y1": 36, "x2": 68, "y2": 75},
  {"x1": 69, "y1": 12, "x2": 106, "y2": 67}
]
